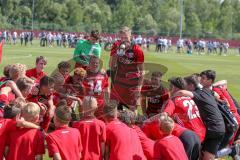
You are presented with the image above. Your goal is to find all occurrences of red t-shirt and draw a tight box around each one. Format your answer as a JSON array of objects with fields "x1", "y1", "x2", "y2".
[
  {"x1": 153, "y1": 135, "x2": 188, "y2": 160},
  {"x1": 106, "y1": 119, "x2": 133, "y2": 160},
  {"x1": 83, "y1": 72, "x2": 109, "y2": 117},
  {"x1": 6, "y1": 128, "x2": 45, "y2": 160},
  {"x1": 132, "y1": 125, "x2": 153, "y2": 159},
  {"x1": 110, "y1": 40, "x2": 144, "y2": 106},
  {"x1": 0, "y1": 119, "x2": 16, "y2": 160},
  {"x1": 72, "y1": 118, "x2": 106, "y2": 160},
  {"x1": 26, "y1": 68, "x2": 46, "y2": 83},
  {"x1": 46, "y1": 126, "x2": 82, "y2": 160},
  {"x1": 164, "y1": 97, "x2": 206, "y2": 142}
]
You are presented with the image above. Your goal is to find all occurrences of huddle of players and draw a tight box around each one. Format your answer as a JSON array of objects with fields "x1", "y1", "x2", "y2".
[{"x1": 0, "y1": 26, "x2": 240, "y2": 160}]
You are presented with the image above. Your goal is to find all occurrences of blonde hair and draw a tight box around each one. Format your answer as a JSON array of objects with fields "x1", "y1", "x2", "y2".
[
  {"x1": 82, "y1": 96, "x2": 98, "y2": 113},
  {"x1": 74, "y1": 67, "x2": 87, "y2": 78},
  {"x1": 158, "y1": 113, "x2": 174, "y2": 135},
  {"x1": 21, "y1": 102, "x2": 40, "y2": 122},
  {"x1": 14, "y1": 97, "x2": 27, "y2": 109},
  {"x1": 119, "y1": 26, "x2": 131, "y2": 35},
  {"x1": 9, "y1": 63, "x2": 27, "y2": 81}
]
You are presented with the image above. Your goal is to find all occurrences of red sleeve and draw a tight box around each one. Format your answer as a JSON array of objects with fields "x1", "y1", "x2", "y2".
[
  {"x1": 110, "y1": 41, "x2": 120, "y2": 56},
  {"x1": 46, "y1": 135, "x2": 59, "y2": 157},
  {"x1": 36, "y1": 131, "x2": 45, "y2": 155},
  {"x1": 163, "y1": 100, "x2": 175, "y2": 116},
  {"x1": 213, "y1": 87, "x2": 227, "y2": 101},
  {"x1": 103, "y1": 75, "x2": 109, "y2": 88},
  {"x1": 133, "y1": 45, "x2": 144, "y2": 63}
]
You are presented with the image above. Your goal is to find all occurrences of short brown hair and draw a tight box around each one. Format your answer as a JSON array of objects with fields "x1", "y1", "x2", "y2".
[
  {"x1": 51, "y1": 72, "x2": 65, "y2": 86},
  {"x1": 55, "y1": 105, "x2": 72, "y2": 124},
  {"x1": 40, "y1": 76, "x2": 55, "y2": 87},
  {"x1": 36, "y1": 56, "x2": 47, "y2": 65},
  {"x1": 58, "y1": 61, "x2": 71, "y2": 70},
  {"x1": 16, "y1": 77, "x2": 33, "y2": 92},
  {"x1": 103, "y1": 100, "x2": 118, "y2": 118},
  {"x1": 90, "y1": 30, "x2": 100, "y2": 40},
  {"x1": 3, "y1": 64, "x2": 12, "y2": 78}
]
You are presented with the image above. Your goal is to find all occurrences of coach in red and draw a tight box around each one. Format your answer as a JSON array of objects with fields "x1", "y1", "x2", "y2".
[{"x1": 109, "y1": 26, "x2": 144, "y2": 111}]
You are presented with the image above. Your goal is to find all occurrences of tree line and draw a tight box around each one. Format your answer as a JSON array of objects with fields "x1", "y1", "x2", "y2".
[{"x1": 0, "y1": 0, "x2": 240, "y2": 39}]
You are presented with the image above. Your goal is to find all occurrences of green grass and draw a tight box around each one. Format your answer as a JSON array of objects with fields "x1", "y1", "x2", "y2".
[
  {"x1": 1, "y1": 41, "x2": 239, "y2": 160},
  {"x1": 2, "y1": 41, "x2": 240, "y2": 98}
]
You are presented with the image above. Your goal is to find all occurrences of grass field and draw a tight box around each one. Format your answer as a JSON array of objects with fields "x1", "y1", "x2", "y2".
[
  {"x1": 1, "y1": 41, "x2": 239, "y2": 160},
  {"x1": 2, "y1": 41, "x2": 240, "y2": 98}
]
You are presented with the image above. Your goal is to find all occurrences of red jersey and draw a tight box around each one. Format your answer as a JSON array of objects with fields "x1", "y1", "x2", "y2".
[
  {"x1": 141, "y1": 84, "x2": 169, "y2": 117},
  {"x1": 106, "y1": 119, "x2": 134, "y2": 160},
  {"x1": 26, "y1": 68, "x2": 46, "y2": 83},
  {"x1": 153, "y1": 135, "x2": 188, "y2": 160},
  {"x1": 132, "y1": 125, "x2": 154, "y2": 160},
  {"x1": 164, "y1": 96, "x2": 206, "y2": 142},
  {"x1": 110, "y1": 40, "x2": 144, "y2": 106},
  {"x1": 83, "y1": 72, "x2": 108, "y2": 117},
  {"x1": 46, "y1": 126, "x2": 82, "y2": 160},
  {"x1": 0, "y1": 119, "x2": 16, "y2": 160},
  {"x1": 213, "y1": 87, "x2": 240, "y2": 124},
  {"x1": 6, "y1": 128, "x2": 45, "y2": 160},
  {"x1": 72, "y1": 118, "x2": 106, "y2": 160}
]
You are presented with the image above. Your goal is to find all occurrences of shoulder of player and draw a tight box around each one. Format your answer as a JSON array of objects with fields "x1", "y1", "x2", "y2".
[{"x1": 132, "y1": 44, "x2": 143, "y2": 52}]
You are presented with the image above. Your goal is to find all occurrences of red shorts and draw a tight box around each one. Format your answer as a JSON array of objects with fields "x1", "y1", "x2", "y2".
[{"x1": 110, "y1": 84, "x2": 140, "y2": 106}]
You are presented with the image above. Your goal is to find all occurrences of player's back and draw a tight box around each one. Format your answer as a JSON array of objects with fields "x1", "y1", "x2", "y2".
[
  {"x1": 173, "y1": 96, "x2": 206, "y2": 142},
  {"x1": 46, "y1": 126, "x2": 81, "y2": 160},
  {"x1": 106, "y1": 119, "x2": 133, "y2": 160},
  {"x1": 153, "y1": 135, "x2": 188, "y2": 160},
  {"x1": 72, "y1": 118, "x2": 106, "y2": 160},
  {"x1": 6, "y1": 128, "x2": 45, "y2": 160}
]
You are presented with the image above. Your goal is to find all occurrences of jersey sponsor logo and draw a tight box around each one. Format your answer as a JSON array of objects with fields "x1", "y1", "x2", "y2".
[
  {"x1": 61, "y1": 130, "x2": 70, "y2": 134},
  {"x1": 118, "y1": 56, "x2": 133, "y2": 64}
]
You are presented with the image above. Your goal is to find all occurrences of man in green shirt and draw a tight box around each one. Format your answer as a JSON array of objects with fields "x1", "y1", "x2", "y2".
[{"x1": 73, "y1": 30, "x2": 101, "y2": 69}]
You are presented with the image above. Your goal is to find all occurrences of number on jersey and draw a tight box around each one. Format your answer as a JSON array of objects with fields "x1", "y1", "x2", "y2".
[
  {"x1": 183, "y1": 100, "x2": 200, "y2": 120},
  {"x1": 88, "y1": 80, "x2": 102, "y2": 95}
]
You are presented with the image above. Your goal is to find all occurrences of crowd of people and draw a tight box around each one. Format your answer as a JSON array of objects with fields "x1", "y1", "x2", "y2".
[
  {"x1": 177, "y1": 39, "x2": 231, "y2": 55},
  {"x1": 1, "y1": 30, "x2": 240, "y2": 56},
  {"x1": 0, "y1": 27, "x2": 240, "y2": 160}
]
